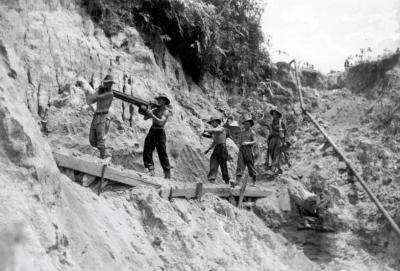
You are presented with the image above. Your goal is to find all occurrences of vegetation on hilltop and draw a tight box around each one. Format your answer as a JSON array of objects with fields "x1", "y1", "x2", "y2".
[{"x1": 83, "y1": 0, "x2": 271, "y2": 85}]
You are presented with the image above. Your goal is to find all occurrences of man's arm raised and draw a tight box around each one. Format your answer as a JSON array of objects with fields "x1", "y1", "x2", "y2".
[
  {"x1": 204, "y1": 127, "x2": 225, "y2": 133},
  {"x1": 146, "y1": 109, "x2": 170, "y2": 126}
]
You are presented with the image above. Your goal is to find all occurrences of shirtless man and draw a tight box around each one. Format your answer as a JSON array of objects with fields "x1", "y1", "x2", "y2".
[
  {"x1": 141, "y1": 93, "x2": 172, "y2": 179},
  {"x1": 204, "y1": 117, "x2": 231, "y2": 185},
  {"x1": 235, "y1": 117, "x2": 257, "y2": 186},
  {"x1": 87, "y1": 74, "x2": 114, "y2": 159}
]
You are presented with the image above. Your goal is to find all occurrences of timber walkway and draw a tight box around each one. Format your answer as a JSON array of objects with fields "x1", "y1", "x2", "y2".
[{"x1": 53, "y1": 152, "x2": 270, "y2": 202}]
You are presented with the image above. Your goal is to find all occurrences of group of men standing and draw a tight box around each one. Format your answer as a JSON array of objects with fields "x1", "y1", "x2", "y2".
[
  {"x1": 202, "y1": 109, "x2": 286, "y2": 187},
  {"x1": 86, "y1": 74, "x2": 288, "y2": 184}
]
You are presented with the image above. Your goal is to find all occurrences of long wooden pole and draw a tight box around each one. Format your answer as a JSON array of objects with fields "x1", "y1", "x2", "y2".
[
  {"x1": 237, "y1": 176, "x2": 248, "y2": 208},
  {"x1": 292, "y1": 61, "x2": 400, "y2": 238}
]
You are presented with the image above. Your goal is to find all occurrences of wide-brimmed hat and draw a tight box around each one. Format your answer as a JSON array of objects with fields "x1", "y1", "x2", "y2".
[
  {"x1": 229, "y1": 120, "x2": 239, "y2": 127},
  {"x1": 242, "y1": 117, "x2": 255, "y2": 126},
  {"x1": 270, "y1": 108, "x2": 282, "y2": 117},
  {"x1": 155, "y1": 93, "x2": 171, "y2": 105},
  {"x1": 103, "y1": 74, "x2": 115, "y2": 84},
  {"x1": 207, "y1": 116, "x2": 222, "y2": 125}
]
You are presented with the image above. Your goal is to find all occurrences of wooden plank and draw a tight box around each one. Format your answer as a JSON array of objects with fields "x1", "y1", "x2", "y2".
[
  {"x1": 238, "y1": 177, "x2": 249, "y2": 208},
  {"x1": 53, "y1": 152, "x2": 161, "y2": 188},
  {"x1": 195, "y1": 183, "x2": 203, "y2": 199},
  {"x1": 170, "y1": 187, "x2": 197, "y2": 199},
  {"x1": 202, "y1": 187, "x2": 232, "y2": 197},
  {"x1": 231, "y1": 188, "x2": 270, "y2": 197},
  {"x1": 166, "y1": 185, "x2": 270, "y2": 199},
  {"x1": 159, "y1": 188, "x2": 171, "y2": 199}
]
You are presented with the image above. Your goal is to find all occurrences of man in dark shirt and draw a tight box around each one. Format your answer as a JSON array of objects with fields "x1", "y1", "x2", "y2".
[{"x1": 87, "y1": 75, "x2": 114, "y2": 159}]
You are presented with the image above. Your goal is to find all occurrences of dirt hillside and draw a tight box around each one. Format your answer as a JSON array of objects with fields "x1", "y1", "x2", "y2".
[{"x1": 0, "y1": 1, "x2": 399, "y2": 271}]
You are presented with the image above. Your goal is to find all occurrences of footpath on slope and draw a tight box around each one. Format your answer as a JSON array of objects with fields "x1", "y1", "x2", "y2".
[
  {"x1": 53, "y1": 151, "x2": 271, "y2": 202},
  {"x1": 293, "y1": 61, "x2": 400, "y2": 238}
]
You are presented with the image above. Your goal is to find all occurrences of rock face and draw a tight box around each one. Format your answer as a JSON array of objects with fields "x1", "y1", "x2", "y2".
[
  {"x1": 0, "y1": 1, "x2": 323, "y2": 271},
  {"x1": 0, "y1": 0, "x2": 232, "y2": 182},
  {"x1": 289, "y1": 85, "x2": 400, "y2": 270},
  {"x1": 344, "y1": 53, "x2": 400, "y2": 93}
]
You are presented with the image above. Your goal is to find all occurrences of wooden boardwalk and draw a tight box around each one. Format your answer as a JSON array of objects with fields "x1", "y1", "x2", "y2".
[
  {"x1": 159, "y1": 184, "x2": 270, "y2": 200},
  {"x1": 54, "y1": 152, "x2": 270, "y2": 200},
  {"x1": 54, "y1": 152, "x2": 161, "y2": 188}
]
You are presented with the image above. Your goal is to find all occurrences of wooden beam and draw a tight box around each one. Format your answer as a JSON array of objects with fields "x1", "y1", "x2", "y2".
[
  {"x1": 159, "y1": 188, "x2": 171, "y2": 199},
  {"x1": 195, "y1": 182, "x2": 203, "y2": 199},
  {"x1": 53, "y1": 152, "x2": 161, "y2": 188},
  {"x1": 238, "y1": 177, "x2": 249, "y2": 208},
  {"x1": 160, "y1": 185, "x2": 270, "y2": 200}
]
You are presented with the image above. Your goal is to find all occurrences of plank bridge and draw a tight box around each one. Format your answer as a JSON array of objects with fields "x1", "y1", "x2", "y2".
[{"x1": 53, "y1": 152, "x2": 270, "y2": 202}]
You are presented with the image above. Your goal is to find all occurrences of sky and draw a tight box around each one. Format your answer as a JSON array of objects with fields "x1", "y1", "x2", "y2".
[{"x1": 261, "y1": 0, "x2": 400, "y2": 72}]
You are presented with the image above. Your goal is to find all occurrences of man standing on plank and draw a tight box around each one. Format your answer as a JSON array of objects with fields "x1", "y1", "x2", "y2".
[
  {"x1": 87, "y1": 74, "x2": 114, "y2": 159},
  {"x1": 235, "y1": 117, "x2": 257, "y2": 187},
  {"x1": 266, "y1": 108, "x2": 286, "y2": 174},
  {"x1": 203, "y1": 117, "x2": 231, "y2": 185},
  {"x1": 141, "y1": 93, "x2": 172, "y2": 179}
]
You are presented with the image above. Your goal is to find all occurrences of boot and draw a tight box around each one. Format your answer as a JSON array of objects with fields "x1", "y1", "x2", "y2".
[
  {"x1": 164, "y1": 169, "x2": 171, "y2": 179},
  {"x1": 99, "y1": 148, "x2": 111, "y2": 160},
  {"x1": 250, "y1": 176, "x2": 256, "y2": 187},
  {"x1": 149, "y1": 168, "x2": 155, "y2": 177},
  {"x1": 235, "y1": 176, "x2": 242, "y2": 187},
  {"x1": 99, "y1": 148, "x2": 106, "y2": 159}
]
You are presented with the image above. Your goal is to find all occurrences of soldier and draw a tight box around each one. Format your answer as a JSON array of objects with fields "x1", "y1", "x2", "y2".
[
  {"x1": 87, "y1": 74, "x2": 114, "y2": 159},
  {"x1": 141, "y1": 93, "x2": 172, "y2": 179},
  {"x1": 235, "y1": 117, "x2": 257, "y2": 186},
  {"x1": 204, "y1": 117, "x2": 231, "y2": 185},
  {"x1": 223, "y1": 116, "x2": 241, "y2": 146},
  {"x1": 266, "y1": 109, "x2": 286, "y2": 174}
]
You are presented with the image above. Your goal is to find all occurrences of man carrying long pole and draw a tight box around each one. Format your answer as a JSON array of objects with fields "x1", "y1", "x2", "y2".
[
  {"x1": 87, "y1": 74, "x2": 114, "y2": 159},
  {"x1": 141, "y1": 93, "x2": 172, "y2": 179}
]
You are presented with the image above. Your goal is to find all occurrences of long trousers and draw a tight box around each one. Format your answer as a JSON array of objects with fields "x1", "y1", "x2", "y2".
[
  {"x1": 143, "y1": 128, "x2": 171, "y2": 172},
  {"x1": 207, "y1": 144, "x2": 230, "y2": 184},
  {"x1": 236, "y1": 145, "x2": 257, "y2": 178},
  {"x1": 268, "y1": 135, "x2": 284, "y2": 168},
  {"x1": 89, "y1": 113, "x2": 110, "y2": 151}
]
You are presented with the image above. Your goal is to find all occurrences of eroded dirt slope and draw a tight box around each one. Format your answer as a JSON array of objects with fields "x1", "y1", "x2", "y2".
[{"x1": 272, "y1": 86, "x2": 400, "y2": 270}]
